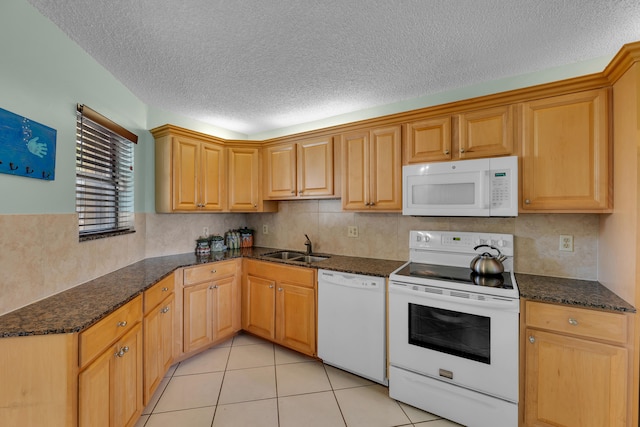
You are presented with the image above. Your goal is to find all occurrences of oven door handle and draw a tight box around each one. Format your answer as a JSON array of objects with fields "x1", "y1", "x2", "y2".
[{"x1": 389, "y1": 282, "x2": 520, "y2": 311}]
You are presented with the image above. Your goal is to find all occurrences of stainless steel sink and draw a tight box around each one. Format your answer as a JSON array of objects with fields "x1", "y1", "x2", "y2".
[
  {"x1": 263, "y1": 251, "x2": 306, "y2": 260},
  {"x1": 297, "y1": 255, "x2": 329, "y2": 263},
  {"x1": 262, "y1": 251, "x2": 330, "y2": 263}
]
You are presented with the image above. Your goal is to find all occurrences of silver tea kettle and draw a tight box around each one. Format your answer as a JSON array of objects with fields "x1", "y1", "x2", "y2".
[{"x1": 470, "y1": 244, "x2": 507, "y2": 275}]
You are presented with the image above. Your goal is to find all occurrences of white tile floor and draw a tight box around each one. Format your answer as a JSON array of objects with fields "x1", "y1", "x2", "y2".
[{"x1": 135, "y1": 333, "x2": 464, "y2": 427}]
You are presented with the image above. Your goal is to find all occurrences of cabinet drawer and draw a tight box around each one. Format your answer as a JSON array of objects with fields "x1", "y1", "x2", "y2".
[
  {"x1": 245, "y1": 259, "x2": 315, "y2": 288},
  {"x1": 79, "y1": 296, "x2": 143, "y2": 368},
  {"x1": 144, "y1": 274, "x2": 175, "y2": 313},
  {"x1": 526, "y1": 301, "x2": 627, "y2": 344},
  {"x1": 184, "y1": 260, "x2": 237, "y2": 286}
]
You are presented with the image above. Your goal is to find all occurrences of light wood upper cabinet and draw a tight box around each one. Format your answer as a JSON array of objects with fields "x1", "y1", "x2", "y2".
[
  {"x1": 342, "y1": 125, "x2": 402, "y2": 211},
  {"x1": 523, "y1": 301, "x2": 629, "y2": 427},
  {"x1": 242, "y1": 259, "x2": 317, "y2": 356},
  {"x1": 154, "y1": 131, "x2": 226, "y2": 212},
  {"x1": 403, "y1": 116, "x2": 452, "y2": 164},
  {"x1": 264, "y1": 137, "x2": 335, "y2": 199},
  {"x1": 457, "y1": 105, "x2": 514, "y2": 159},
  {"x1": 520, "y1": 89, "x2": 610, "y2": 212},
  {"x1": 227, "y1": 146, "x2": 260, "y2": 212}
]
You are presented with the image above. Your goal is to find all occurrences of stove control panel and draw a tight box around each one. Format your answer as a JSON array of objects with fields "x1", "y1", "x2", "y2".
[{"x1": 410, "y1": 230, "x2": 514, "y2": 256}]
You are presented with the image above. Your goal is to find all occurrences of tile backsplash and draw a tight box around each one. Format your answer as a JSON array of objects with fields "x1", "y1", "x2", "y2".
[{"x1": 1, "y1": 203, "x2": 598, "y2": 315}]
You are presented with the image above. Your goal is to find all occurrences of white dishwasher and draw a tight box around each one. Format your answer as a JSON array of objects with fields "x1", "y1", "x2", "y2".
[{"x1": 317, "y1": 269, "x2": 387, "y2": 385}]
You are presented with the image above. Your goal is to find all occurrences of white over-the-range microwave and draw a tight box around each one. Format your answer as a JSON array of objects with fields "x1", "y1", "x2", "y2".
[{"x1": 402, "y1": 155, "x2": 518, "y2": 217}]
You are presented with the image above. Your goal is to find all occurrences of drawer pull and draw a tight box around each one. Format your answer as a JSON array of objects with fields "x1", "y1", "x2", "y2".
[
  {"x1": 568, "y1": 318, "x2": 579, "y2": 326},
  {"x1": 161, "y1": 287, "x2": 169, "y2": 292},
  {"x1": 529, "y1": 336, "x2": 535, "y2": 344},
  {"x1": 117, "y1": 321, "x2": 127, "y2": 328},
  {"x1": 209, "y1": 285, "x2": 219, "y2": 290},
  {"x1": 161, "y1": 306, "x2": 170, "y2": 314}
]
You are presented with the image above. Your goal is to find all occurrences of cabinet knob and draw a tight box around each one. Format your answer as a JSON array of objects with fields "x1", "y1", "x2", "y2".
[
  {"x1": 299, "y1": 190, "x2": 304, "y2": 195},
  {"x1": 117, "y1": 321, "x2": 127, "y2": 328},
  {"x1": 211, "y1": 269, "x2": 217, "y2": 274},
  {"x1": 115, "y1": 345, "x2": 129, "y2": 358},
  {"x1": 269, "y1": 285, "x2": 274, "y2": 289},
  {"x1": 460, "y1": 148, "x2": 465, "y2": 153},
  {"x1": 209, "y1": 285, "x2": 218, "y2": 290},
  {"x1": 525, "y1": 199, "x2": 531, "y2": 204},
  {"x1": 254, "y1": 204, "x2": 257, "y2": 208},
  {"x1": 291, "y1": 191, "x2": 295, "y2": 194},
  {"x1": 161, "y1": 287, "x2": 169, "y2": 292},
  {"x1": 568, "y1": 318, "x2": 579, "y2": 326},
  {"x1": 444, "y1": 150, "x2": 449, "y2": 155},
  {"x1": 161, "y1": 306, "x2": 170, "y2": 314},
  {"x1": 278, "y1": 287, "x2": 283, "y2": 292},
  {"x1": 528, "y1": 336, "x2": 535, "y2": 344}
]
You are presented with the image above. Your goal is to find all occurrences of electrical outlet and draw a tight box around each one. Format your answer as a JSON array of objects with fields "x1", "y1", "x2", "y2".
[
  {"x1": 262, "y1": 224, "x2": 269, "y2": 234},
  {"x1": 348, "y1": 226, "x2": 359, "y2": 238},
  {"x1": 559, "y1": 235, "x2": 573, "y2": 252},
  {"x1": 203, "y1": 227, "x2": 209, "y2": 237}
]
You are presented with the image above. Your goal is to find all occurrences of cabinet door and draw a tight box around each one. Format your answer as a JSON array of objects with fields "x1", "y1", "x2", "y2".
[
  {"x1": 172, "y1": 136, "x2": 200, "y2": 211},
  {"x1": 228, "y1": 147, "x2": 259, "y2": 211},
  {"x1": 298, "y1": 137, "x2": 334, "y2": 197},
  {"x1": 521, "y1": 89, "x2": 610, "y2": 211},
  {"x1": 242, "y1": 274, "x2": 276, "y2": 340},
  {"x1": 183, "y1": 282, "x2": 213, "y2": 353},
  {"x1": 457, "y1": 105, "x2": 513, "y2": 159},
  {"x1": 341, "y1": 131, "x2": 369, "y2": 210},
  {"x1": 200, "y1": 141, "x2": 225, "y2": 211},
  {"x1": 112, "y1": 323, "x2": 143, "y2": 427},
  {"x1": 212, "y1": 275, "x2": 239, "y2": 340},
  {"x1": 369, "y1": 126, "x2": 402, "y2": 210},
  {"x1": 265, "y1": 143, "x2": 297, "y2": 198},
  {"x1": 525, "y1": 328, "x2": 627, "y2": 427},
  {"x1": 79, "y1": 347, "x2": 111, "y2": 427},
  {"x1": 143, "y1": 294, "x2": 175, "y2": 405},
  {"x1": 404, "y1": 116, "x2": 452, "y2": 164},
  {"x1": 276, "y1": 282, "x2": 316, "y2": 356}
]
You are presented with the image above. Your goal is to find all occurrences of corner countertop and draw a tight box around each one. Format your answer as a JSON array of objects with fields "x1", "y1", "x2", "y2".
[
  {"x1": 0, "y1": 247, "x2": 634, "y2": 338},
  {"x1": 0, "y1": 247, "x2": 404, "y2": 338}
]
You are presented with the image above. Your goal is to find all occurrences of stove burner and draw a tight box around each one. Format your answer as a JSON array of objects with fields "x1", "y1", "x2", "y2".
[{"x1": 395, "y1": 262, "x2": 514, "y2": 290}]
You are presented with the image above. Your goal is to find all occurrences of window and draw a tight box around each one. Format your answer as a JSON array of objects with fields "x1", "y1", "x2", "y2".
[{"x1": 75, "y1": 104, "x2": 137, "y2": 240}]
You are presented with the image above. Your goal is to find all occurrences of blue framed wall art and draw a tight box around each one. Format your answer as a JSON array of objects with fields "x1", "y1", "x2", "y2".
[{"x1": 0, "y1": 107, "x2": 57, "y2": 181}]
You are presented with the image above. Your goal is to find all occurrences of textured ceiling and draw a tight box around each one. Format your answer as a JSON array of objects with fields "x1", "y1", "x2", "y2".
[{"x1": 26, "y1": 0, "x2": 640, "y2": 136}]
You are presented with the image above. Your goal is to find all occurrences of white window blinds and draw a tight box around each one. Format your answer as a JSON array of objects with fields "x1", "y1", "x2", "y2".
[{"x1": 75, "y1": 104, "x2": 137, "y2": 240}]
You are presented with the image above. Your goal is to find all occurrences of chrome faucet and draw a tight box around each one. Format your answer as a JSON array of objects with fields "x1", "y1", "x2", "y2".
[{"x1": 304, "y1": 234, "x2": 313, "y2": 255}]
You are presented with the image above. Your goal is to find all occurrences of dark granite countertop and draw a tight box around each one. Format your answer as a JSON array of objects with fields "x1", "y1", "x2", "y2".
[
  {"x1": 0, "y1": 247, "x2": 404, "y2": 338},
  {"x1": 516, "y1": 273, "x2": 636, "y2": 313},
  {"x1": 1, "y1": 248, "x2": 634, "y2": 338}
]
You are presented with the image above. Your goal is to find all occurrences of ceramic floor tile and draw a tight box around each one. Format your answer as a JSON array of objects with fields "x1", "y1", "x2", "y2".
[
  {"x1": 399, "y1": 402, "x2": 440, "y2": 423},
  {"x1": 153, "y1": 372, "x2": 223, "y2": 413},
  {"x1": 334, "y1": 384, "x2": 411, "y2": 427},
  {"x1": 212, "y1": 398, "x2": 279, "y2": 427},
  {"x1": 142, "y1": 377, "x2": 170, "y2": 415},
  {"x1": 226, "y1": 342, "x2": 274, "y2": 370},
  {"x1": 278, "y1": 391, "x2": 346, "y2": 427},
  {"x1": 276, "y1": 361, "x2": 331, "y2": 396},
  {"x1": 145, "y1": 407, "x2": 216, "y2": 427},
  {"x1": 218, "y1": 365, "x2": 277, "y2": 404},
  {"x1": 232, "y1": 332, "x2": 267, "y2": 346},
  {"x1": 174, "y1": 346, "x2": 230, "y2": 376},
  {"x1": 275, "y1": 344, "x2": 315, "y2": 364},
  {"x1": 325, "y1": 364, "x2": 376, "y2": 390},
  {"x1": 414, "y1": 419, "x2": 465, "y2": 426}
]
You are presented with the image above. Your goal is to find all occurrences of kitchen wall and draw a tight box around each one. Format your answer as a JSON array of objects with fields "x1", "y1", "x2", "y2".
[{"x1": 246, "y1": 200, "x2": 599, "y2": 279}]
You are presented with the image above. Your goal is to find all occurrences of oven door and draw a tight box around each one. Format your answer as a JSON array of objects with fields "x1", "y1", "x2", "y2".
[{"x1": 388, "y1": 281, "x2": 519, "y2": 402}]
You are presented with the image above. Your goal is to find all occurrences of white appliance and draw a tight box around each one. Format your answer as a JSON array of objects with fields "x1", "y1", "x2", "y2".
[
  {"x1": 403, "y1": 155, "x2": 518, "y2": 217},
  {"x1": 388, "y1": 230, "x2": 519, "y2": 427},
  {"x1": 317, "y1": 269, "x2": 387, "y2": 385}
]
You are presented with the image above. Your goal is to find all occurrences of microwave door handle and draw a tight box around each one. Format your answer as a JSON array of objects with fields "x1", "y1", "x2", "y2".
[{"x1": 483, "y1": 170, "x2": 491, "y2": 209}]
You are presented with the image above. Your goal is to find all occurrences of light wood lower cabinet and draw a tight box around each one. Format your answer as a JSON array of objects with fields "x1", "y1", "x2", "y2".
[
  {"x1": 143, "y1": 275, "x2": 176, "y2": 405},
  {"x1": 523, "y1": 301, "x2": 630, "y2": 426},
  {"x1": 183, "y1": 259, "x2": 241, "y2": 354},
  {"x1": 242, "y1": 259, "x2": 316, "y2": 356},
  {"x1": 78, "y1": 296, "x2": 143, "y2": 427}
]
